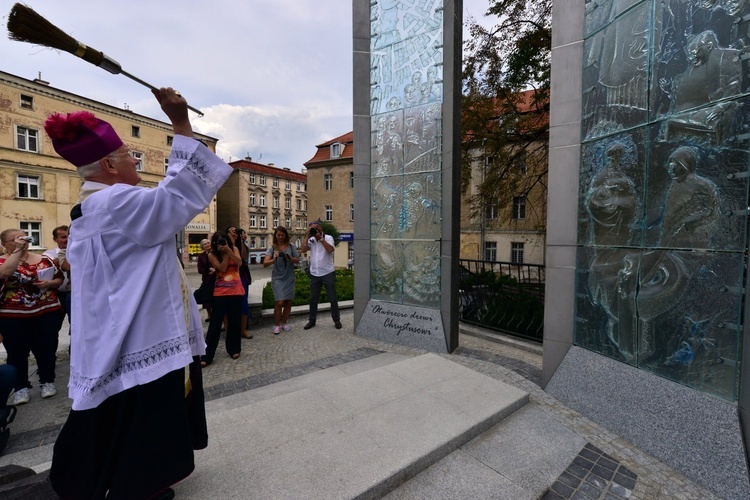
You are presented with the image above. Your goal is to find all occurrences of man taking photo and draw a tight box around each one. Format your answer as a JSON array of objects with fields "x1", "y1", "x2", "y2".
[{"x1": 300, "y1": 220, "x2": 341, "y2": 330}]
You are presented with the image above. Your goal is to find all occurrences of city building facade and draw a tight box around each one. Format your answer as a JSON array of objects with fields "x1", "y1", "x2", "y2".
[
  {"x1": 0, "y1": 70, "x2": 219, "y2": 262},
  {"x1": 460, "y1": 91, "x2": 548, "y2": 265},
  {"x1": 303, "y1": 132, "x2": 354, "y2": 269},
  {"x1": 224, "y1": 158, "x2": 307, "y2": 263}
]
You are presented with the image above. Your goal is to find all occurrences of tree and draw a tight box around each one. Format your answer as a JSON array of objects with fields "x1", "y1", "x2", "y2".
[{"x1": 462, "y1": 0, "x2": 552, "y2": 228}]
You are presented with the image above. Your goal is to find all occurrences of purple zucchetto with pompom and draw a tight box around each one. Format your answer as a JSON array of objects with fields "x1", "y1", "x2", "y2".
[{"x1": 44, "y1": 111, "x2": 123, "y2": 167}]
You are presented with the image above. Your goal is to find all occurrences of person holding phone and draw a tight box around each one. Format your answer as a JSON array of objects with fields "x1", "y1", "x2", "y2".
[
  {"x1": 201, "y1": 231, "x2": 244, "y2": 366},
  {"x1": 0, "y1": 229, "x2": 63, "y2": 405}
]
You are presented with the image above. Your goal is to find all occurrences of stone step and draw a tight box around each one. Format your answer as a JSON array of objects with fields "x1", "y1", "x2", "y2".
[{"x1": 174, "y1": 353, "x2": 528, "y2": 499}]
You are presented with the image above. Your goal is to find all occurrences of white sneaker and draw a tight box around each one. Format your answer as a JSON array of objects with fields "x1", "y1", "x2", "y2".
[
  {"x1": 40, "y1": 383, "x2": 57, "y2": 399},
  {"x1": 282, "y1": 324, "x2": 291, "y2": 331},
  {"x1": 10, "y1": 388, "x2": 29, "y2": 405}
]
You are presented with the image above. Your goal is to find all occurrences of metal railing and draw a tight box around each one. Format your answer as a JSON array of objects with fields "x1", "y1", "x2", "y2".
[{"x1": 458, "y1": 259, "x2": 545, "y2": 343}]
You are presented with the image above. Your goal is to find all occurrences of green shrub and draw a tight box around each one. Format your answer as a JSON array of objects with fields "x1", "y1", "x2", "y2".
[{"x1": 262, "y1": 269, "x2": 354, "y2": 308}]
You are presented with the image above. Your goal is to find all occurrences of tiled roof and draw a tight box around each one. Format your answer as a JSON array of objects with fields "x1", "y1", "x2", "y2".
[
  {"x1": 304, "y1": 131, "x2": 354, "y2": 166},
  {"x1": 228, "y1": 160, "x2": 307, "y2": 181}
]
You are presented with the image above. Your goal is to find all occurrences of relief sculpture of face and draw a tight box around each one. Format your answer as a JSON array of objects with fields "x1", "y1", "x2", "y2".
[
  {"x1": 722, "y1": 0, "x2": 746, "y2": 15},
  {"x1": 586, "y1": 142, "x2": 638, "y2": 242}
]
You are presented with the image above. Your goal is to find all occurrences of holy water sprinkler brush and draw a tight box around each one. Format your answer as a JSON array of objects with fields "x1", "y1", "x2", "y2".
[{"x1": 7, "y1": 3, "x2": 204, "y2": 116}]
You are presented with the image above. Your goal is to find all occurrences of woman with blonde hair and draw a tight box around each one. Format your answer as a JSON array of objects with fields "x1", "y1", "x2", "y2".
[{"x1": 263, "y1": 226, "x2": 299, "y2": 334}]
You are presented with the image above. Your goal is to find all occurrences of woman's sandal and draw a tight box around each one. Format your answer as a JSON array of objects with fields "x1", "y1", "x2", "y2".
[{"x1": 242, "y1": 331, "x2": 253, "y2": 339}]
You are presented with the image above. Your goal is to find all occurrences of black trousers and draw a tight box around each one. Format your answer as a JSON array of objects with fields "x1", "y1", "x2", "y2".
[
  {"x1": 50, "y1": 367, "x2": 204, "y2": 499},
  {"x1": 0, "y1": 313, "x2": 58, "y2": 390},
  {"x1": 203, "y1": 294, "x2": 243, "y2": 364}
]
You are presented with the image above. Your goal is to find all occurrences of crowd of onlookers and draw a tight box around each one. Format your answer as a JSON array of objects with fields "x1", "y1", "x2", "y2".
[
  {"x1": 0, "y1": 216, "x2": 343, "y2": 462},
  {"x1": 194, "y1": 219, "x2": 342, "y2": 363},
  {"x1": 0, "y1": 218, "x2": 345, "y2": 399}
]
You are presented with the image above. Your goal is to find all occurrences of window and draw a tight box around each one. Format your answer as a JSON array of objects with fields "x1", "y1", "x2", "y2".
[
  {"x1": 250, "y1": 194, "x2": 256, "y2": 206},
  {"x1": 285, "y1": 198, "x2": 291, "y2": 210},
  {"x1": 484, "y1": 241, "x2": 497, "y2": 262},
  {"x1": 331, "y1": 143, "x2": 342, "y2": 158},
  {"x1": 296, "y1": 238, "x2": 301, "y2": 248},
  {"x1": 132, "y1": 151, "x2": 144, "y2": 172},
  {"x1": 497, "y1": 113, "x2": 519, "y2": 133},
  {"x1": 260, "y1": 175, "x2": 266, "y2": 186},
  {"x1": 273, "y1": 216, "x2": 279, "y2": 228},
  {"x1": 297, "y1": 182, "x2": 302, "y2": 191},
  {"x1": 297, "y1": 199, "x2": 302, "y2": 210},
  {"x1": 260, "y1": 237, "x2": 266, "y2": 248},
  {"x1": 20, "y1": 94, "x2": 33, "y2": 110},
  {"x1": 260, "y1": 216, "x2": 267, "y2": 228},
  {"x1": 485, "y1": 202, "x2": 498, "y2": 220},
  {"x1": 349, "y1": 171, "x2": 354, "y2": 188},
  {"x1": 512, "y1": 196, "x2": 526, "y2": 220},
  {"x1": 285, "y1": 216, "x2": 291, "y2": 227},
  {"x1": 297, "y1": 218, "x2": 303, "y2": 229},
  {"x1": 20, "y1": 221, "x2": 41, "y2": 247},
  {"x1": 324, "y1": 174, "x2": 332, "y2": 190},
  {"x1": 260, "y1": 194, "x2": 266, "y2": 207},
  {"x1": 273, "y1": 196, "x2": 279, "y2": 209},
  {"x1": 514, "y1": 154, "x2": 528, "y2": 174},
  {"x1": 511, "y1": 242, "x2": 525, "y2": 264},
  {"x1": 249, "y1": 174, "x2": 256, "y2": 184},
  {"x1": 166, "y1": 135, "x2": 173, "y2": 146},
  {"x1": 350, "y1": 204, "x2": 355, "y2": 221},
  {"x1": 249, "y1": 215, "x2": 257, "y2": 228},
  {"x1": 303, "y1": 183, "x2": 307, "y2": 192},
  {"x1": 325, "y1": 205, "x2": 333, "y2": 222},
  {"x1": 164, "y1": 158, "x2": 169, "y2": 174},
  {"x1": 131, "y1": 125, "x2": 140, "y2": 138},
  {"x1": 273, "y1": 178, "x2": 279, "y2": 188},
  {"x1": 285, "y1": 180, "x2": 291, "y2": 190},
  {"x1": 249, "y1": 237, "x2": 257, "y2": 249},
  {"x1": 17, "y1": 174, "x2": 40, "y2": 199},
  {"x1": 304, "y1": 200, "x2": 308, "y2": 211},
  {"x1": 16, "y1": 126, "x2": 39, "y2": 152}
]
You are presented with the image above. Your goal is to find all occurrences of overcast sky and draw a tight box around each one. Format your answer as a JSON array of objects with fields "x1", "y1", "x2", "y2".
[{"x1": 1, "y1": 0, "x2": 495, "y2": 171}]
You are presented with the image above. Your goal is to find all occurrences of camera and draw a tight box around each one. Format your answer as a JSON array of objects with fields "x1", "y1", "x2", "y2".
[
  {"x1": 309, "y1": 228, "x2": 318, "y2": 236},
  {"x1": 21, "y1": 236, "x2": 33, "y2": 243},
  {"x1": 217, "y1": 237, "x2": 228, "y2": 246}
]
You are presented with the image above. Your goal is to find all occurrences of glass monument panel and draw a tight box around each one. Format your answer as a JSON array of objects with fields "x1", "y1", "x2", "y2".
[
  {"x1": 369, "y1": 0, "x2": 444, "y2": 310},
  {"x1": 371, "y1": 240, "x2": 403, "y2": 303},
  {"x1": 584, "y1": 0, "x2": 646, "y2": 38},
  {"x1": 402, "y1": 240, "x2": 441, "y2": 308},
  {"x1": 582, "y1": 1, "x2": 651, "y2": 140},
  {"x1": 577, "y1": 0, "x2": 750, "y2": 400},
  {"x1": 578, "y1": 129, "x2": 647, "y2": 249}
]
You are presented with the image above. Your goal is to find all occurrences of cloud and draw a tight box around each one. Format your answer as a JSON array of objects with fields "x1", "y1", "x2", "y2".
[{"x1": 1, "y1": 0, "x2": 495, "y2": 171}]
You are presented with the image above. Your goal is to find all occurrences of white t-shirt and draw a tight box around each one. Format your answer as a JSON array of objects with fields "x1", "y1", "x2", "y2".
[
  {"x1": 307, "y1": 234, "x2": 335, "y2": 277},
  {"x1": 43, "y1": 246, "x2": 70, "y2": 292}
]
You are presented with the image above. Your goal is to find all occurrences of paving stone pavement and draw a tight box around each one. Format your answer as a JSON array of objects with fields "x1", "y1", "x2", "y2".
[{"x1": 0, "y1": 263, "x2": 722, "y2": 499}]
